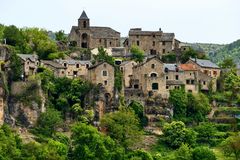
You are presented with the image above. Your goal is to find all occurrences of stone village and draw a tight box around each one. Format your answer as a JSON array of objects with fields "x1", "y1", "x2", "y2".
[{"x1": 1, "y1": 11, "x2": 231, "y2": 128}]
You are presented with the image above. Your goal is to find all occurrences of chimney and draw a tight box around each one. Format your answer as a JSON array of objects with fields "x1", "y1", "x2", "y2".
[{"x1": 159, "y1": 28, "x2": 162, "y2": 31}]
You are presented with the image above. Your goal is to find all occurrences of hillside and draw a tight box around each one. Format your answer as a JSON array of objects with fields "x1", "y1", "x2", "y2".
[{"x1": 186, "y1": 40, "x2": 240, "y2": 64}]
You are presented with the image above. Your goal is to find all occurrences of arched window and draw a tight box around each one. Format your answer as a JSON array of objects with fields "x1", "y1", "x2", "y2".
[{"x1": 150, "y1": 73, "x2": 157, "y2": 77}]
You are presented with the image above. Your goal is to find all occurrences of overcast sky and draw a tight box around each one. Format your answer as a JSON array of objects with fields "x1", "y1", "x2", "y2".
[{"x1": 0, "y1": 0, "x2": 239, "y2": 44}]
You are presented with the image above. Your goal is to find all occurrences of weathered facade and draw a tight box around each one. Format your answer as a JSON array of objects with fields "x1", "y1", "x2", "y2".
[
  {"x1": 120, "y1": 61, "x2": 137, "y2": 88},
  {"x1": 55, "y1": 59, "x2": 91, "y2": 79},
  {"x1": 40, "y1": 60, "x2": 67, "y2": 77},
  {"x1": 124, "y1": 28, "x2": 180, "y2": 57},
  {"x1": 69, "y1": 11, "x2": 120, "y2": 49},
  {"x1": 164, "y1": 63, "x2": 184, "y2": 90},
  {"x1": 130, "y1": 57, "x2": 168, "y2": 98},
  {"x1": 17, "y1": 54, "x2": 39, "y2": 79}
]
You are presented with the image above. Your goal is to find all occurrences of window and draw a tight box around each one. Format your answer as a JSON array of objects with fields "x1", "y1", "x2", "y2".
[
  {"x1": 64, "y1": 63, "x2": 67, "y2": 67},
  {"x1": 109, "y1": 41, "x2": 112, "y2": 45},
  {"x1": 76, "y1": 64, "x2": 79, "y2": 68},
  {"x1": 162, "y1": 41, "x2": 165, "y2": 45},
  {"x1": 203, "y1": 81, "x2": 206, "y2": 85},
  {"x1": 134, "y1": 84, "x2": 139, "y2": 89},
  {"x1": 102, "y1": 70, "x2": 107, "y2": 76},
  {"x1": 153, "y1": 41, "x2": 155, "y2": 46},
  {"x1": 166, "y1": 76, "x2": 168, "y2": 80},
  {"x1": 104, "y1": 80, "x2": 108, "y2": 85},
  {"x1": 191, "y1": 80, "x2": 195, "y2": 84},
  {"x1": 164, "y1": 68, "x2": 169, "y2": 73},
  {"x1": 137, "y1": 41, "x2": 140, "y2": 46},
  {"x1": 103, "y1": 64, "x2": 107, "y2": 68},
  {"x1": 153, "y1": 35, "x2": 155, "y2": 38},
  {"x1": 152, "y1": 83, "x2": 159, "y2": 90},
  {"x1": 83, "y1": 21, "x2": 87, "y2": 28},
  {"x1": 166, "y1": 86, "x2": 169, "y2": 89},
  {"x1": 186, "y1": 80, "x2": 190, "y2": 84},
  {"x1": 99, "y1": 39, "x2": 102, "y2": 43},
  {"x1": 61, "y1": 71, "x2": 65, "y2": 74},
  {"x1": 188, "y1": 90, "x2": 192, "y2": 93},
  {"x1": 204, "y1": 70, "x2": 208, "y2": 74},
  {"x1": 86, "y1": 64, "x2": 89, "y2": 68},
  {"x1": 163, "y1": 49, "x2": 165, "y2": 54},
  {"x1": 73, "y1": 71, "x2": 78, "y2": 76},
  {"x1": 136, "y1": 35, "x2": 139, "y2": 38},
  {"x1": 213, "y1": 71, "x2": 217, "y2": 75},
  {"x1": 175, "y1": 75, "x2": 179, "y2": 80},
  {"x1": 151, "y1": 64, "x2": 155, "y2": 69},
  {"x1": 190, "y1": 73, "x2": 192, "y2": 76},
  {"x1": 150, "y1": 73, "x2": 157, "y2": 77}
]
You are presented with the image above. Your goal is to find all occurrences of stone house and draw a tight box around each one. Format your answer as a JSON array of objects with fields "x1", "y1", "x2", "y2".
[
  {"x1": 120, "y1": 61, "x2": 137, "y2": 88},
  {"x1": 87, "y1": 62, "x2": 115, "y2": 97},
  {"x1": 164, "y1": 63, "x2": 184, "y2": 91},
  {"x1": 55, "y1": 59, "x2": 91, "y2": 79},
  {"x1": 17, "y1": 54, "x2": 39, "y2": 79},
  {"x1": 186, "y1": 58, "x2": 220, "y2": 78},
  {"x1": 180, "y1": 63, "x2": 214, "y2": 93},
  {"x1": 129, "y1": 57, "x2": 168, "y2": 98},
  {"x1": 69, "y1": 11, "x2": 120, "y2": 49},
  {"x1": 124, "y1": 28, "x2": 180, "y2": 57},
  {"x1": 40, "y1": 60, "x2": 67, "y2": 77}
]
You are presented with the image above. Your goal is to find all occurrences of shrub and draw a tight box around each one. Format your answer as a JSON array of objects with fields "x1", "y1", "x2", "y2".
[{"x1": 192, "y1": 146, "x2": 216, "y2": 160}]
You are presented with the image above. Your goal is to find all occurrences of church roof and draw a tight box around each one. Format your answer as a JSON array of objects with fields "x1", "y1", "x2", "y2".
[
  {"x1": 79, "y1": 10, "x2": 89, "y2": 20},
  {"x1": 90, "y1": 26, "x2": 120, "y2": 38}
]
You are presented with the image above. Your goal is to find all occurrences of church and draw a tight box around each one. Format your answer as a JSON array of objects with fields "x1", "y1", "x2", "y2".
[{"x1": 69, "y1": 11, "x2": 121, "y2": 49}]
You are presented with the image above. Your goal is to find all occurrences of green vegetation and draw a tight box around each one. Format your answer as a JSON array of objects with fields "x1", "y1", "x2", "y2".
[{"x1": 130, "y1": 45, "x2": 144, "y2": 63}]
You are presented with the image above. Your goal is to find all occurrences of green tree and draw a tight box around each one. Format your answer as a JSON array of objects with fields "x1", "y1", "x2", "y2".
[
  {"x1": 128, "y1": 100, "x2": 148, "y2": 127},
  {"x1": 169, "y1": 89, "x2": 188, "y2": 121},
  {"x1": 219, "y1": 57, "x2": 237, "y2": 69},
  {"x1": 55, "y1": 30, "x2": 67, "y2": 43},
  {"x1": 3, "y1": 25, "x2": 23, "y2": 46},
  {"x1": 126, "y1": 149, "x2": 153, "y2": 160},
  {"x1": 187, "y1": 93, "x2": 211, "y2": 123},
  {"x1": 36, "y1": 108, "x2": 63, "y2": 137},
  {"x1": 0, "y1": 24, "x2": 5, "y2": 40},
  {"x1": 174, "y1": 144, "x2": 192, "y2": 160},
  {"x1": 180, "y1": 48, "x2": 198, "y2": 63},
  {"x1": 0, "y1": 125, "x2": 23, "y2": 159},
  {"x1": 130, "y1": 45, "x2": 144, "y2": 63},
  {"x1": 9, "y1": 52, "x2": 23, "y2": 81},
  {"x1": 221, "y1": 133, "x2": 240, "y2": 160},
  {"x1": 224, "y1": 70, "x2": 240, "y2": 104},
  {"x1": 194, "y1": 122, "x2": 218, "y2": 145},
  {"x1": 71, "y1": 123, "x2": 124, "y2": 160},
  {"x1": 192, "y1": 146, "x2": 216, "y2": 160},
  {"x1": 94, "y1": 47, "x2": 114, "y2": 65},
  {"x1": 162, "y1": 121, "x2": 197, "y2": 148},
  {"x1": 100, "y1": 109, "x2": 143, "y2": 149}
]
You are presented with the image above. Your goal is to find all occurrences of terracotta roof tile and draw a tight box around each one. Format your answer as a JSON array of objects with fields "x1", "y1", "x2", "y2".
[{"x1": 180, "y1": 63, "x2": 197, "y2": 71}]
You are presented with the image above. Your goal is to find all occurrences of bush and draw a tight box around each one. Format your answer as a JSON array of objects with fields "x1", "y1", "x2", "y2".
[{"x1": 192, "y1": 146, "x2": 216, "y2": 160}]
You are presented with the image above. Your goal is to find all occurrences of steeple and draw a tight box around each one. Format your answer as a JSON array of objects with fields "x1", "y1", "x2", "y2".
[
  {"x1": 79, "y1": 10, "x2": 89, "y2": 20},
  {"x1": 78, "y1": 10, "x2": 90, "y2": 29}
]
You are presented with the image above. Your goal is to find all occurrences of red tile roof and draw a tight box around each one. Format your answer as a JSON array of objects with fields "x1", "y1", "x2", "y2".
[{"x1": 180, "y1": 64, "x2": 197, "y2": 71}]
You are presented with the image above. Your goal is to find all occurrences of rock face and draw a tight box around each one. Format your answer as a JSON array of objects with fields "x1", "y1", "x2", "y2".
[{"x1": 6, "y1": 81, "x2": 44, "y2": 128}]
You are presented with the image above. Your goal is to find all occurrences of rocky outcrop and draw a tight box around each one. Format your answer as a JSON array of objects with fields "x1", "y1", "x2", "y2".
[{"x1": 6, "y1": 81, "x2": 44, "y2": 128}]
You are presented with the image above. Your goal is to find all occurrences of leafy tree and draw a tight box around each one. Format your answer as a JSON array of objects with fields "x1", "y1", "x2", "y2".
[
  {"x1": 94, "y1": 47, "x2": 114, "y2": 65},
  {"x1": 8, "y1": 52, "x2": 23, "y2": 81},
  {"x1": 36, "y1": 108, "x2": 63, "y2": 137},
  {"x1": 3, "y1": 25, "x2": 23, "y2": 46},
  {"x1": 126, "y1": 149, "x2": 153, "y2": 160},
  {"x1": 130, "y1": 45, "x2": 144, "y2": 63},
  {"x1": 100, "y1": 109, "x2": 143, "y2": 149},
  {"x1": 180, "y1": 48, "x2": 198, "y2": 63},
  {"x1": 128, "y1": 100, "x2": 148, "y2": 127},
  {"x1": 169, "y1": 89, "x2": 188, "y2": 121},
  {"x1": 0, "y1": 125, "x2": 23, "y2": 159},
  {"x1": 0, "y1": 24, "x2": 5, "y2": 40},
  {"x1": 219, "y1": 57, "x2": 237, "y2": 69},
  {"x1": 55, "y1": 30, "x2": 67, "y2": 43},
  {"x1": 162, "y1": 121, "x2": 197, "y2": 148},
  {"x1": 187, "y1": 93, "x2": 211, "y2": 123},
  {"x1": 71, "y1": 123, "x2": 124, "y2": 160},
  {"x1": 115, "y1": 67, "x2": 123, "y2": 92},
  {"x1": 224, "y1": 70, "x2": 240, "y2": 104},
  {"x1": 162, "y1": 53, "x2": 176, "y2": 63},
  {"x1": 194, "y1": 122, "x2": 218, "y2": 145},
  {"x1": 221, "y1": 133, "x2": 240, "y2": 160},
  {"x1": 192, "y1": 146, "x2": 216, "y2": 160},
  {"x1": 174, "y1": 144, "x2": 192, "y2": 160}
]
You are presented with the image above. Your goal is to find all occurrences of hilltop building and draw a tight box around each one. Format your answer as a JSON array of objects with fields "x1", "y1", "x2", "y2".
[
  {"x1": 124, "y1": 28, "x2": 180, "y2": 57},
  {"x1": 69, "y1": 11, "x2": 120, "y2": 49}
]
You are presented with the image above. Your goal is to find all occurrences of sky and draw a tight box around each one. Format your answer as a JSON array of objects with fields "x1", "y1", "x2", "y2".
[{"x1": 0, "y1": 0, "x2": 240, "y2": 44}]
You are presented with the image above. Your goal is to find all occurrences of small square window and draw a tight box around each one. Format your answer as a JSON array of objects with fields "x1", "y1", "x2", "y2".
[
  {"x1": 103, "y1": 70, "x2": 107, "y2": 76},
  {"x1": 104, "y1": 80, "x2": 107, "y2": 85}
]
